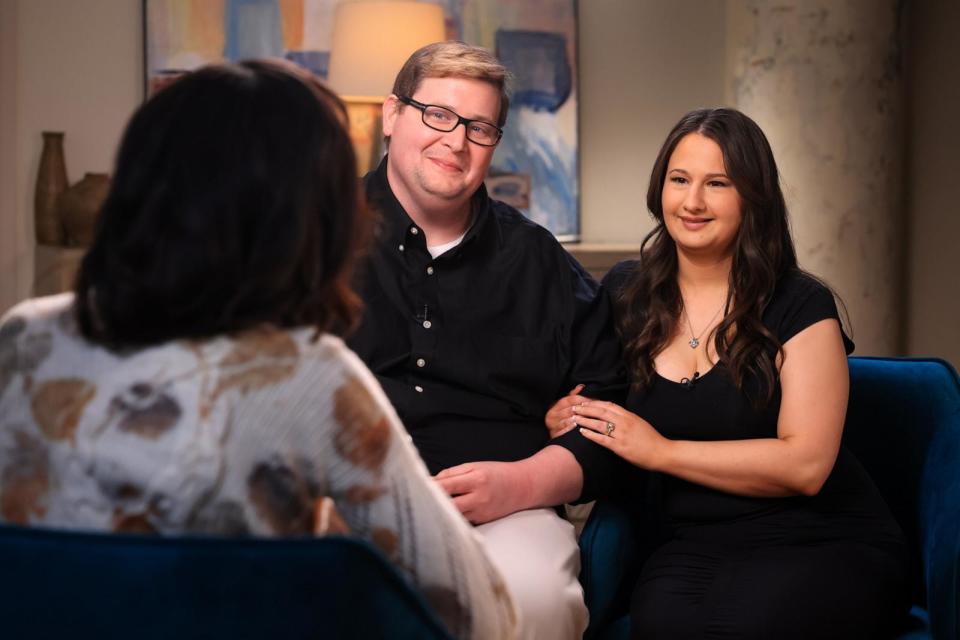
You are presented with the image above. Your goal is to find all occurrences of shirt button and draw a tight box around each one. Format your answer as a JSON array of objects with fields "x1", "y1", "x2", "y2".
[
  {"x1": 398, "y1": 244, "x2": 404, "y2": 252},
  {"x1": 422, "y1": 320, "x2": 432, "y2": 329},
  {"x1": 426, "y1": 266, "x2": 434, "y2": 275},
  {"x1": 416, "y1": 358, "x2": 426, "y2": 368},
  {"x1": 414, "y1": 385, "x2": 424, "y2": 393},
  {"x1": 410, "y1": 226, "x2": 419, "y2": 235}
]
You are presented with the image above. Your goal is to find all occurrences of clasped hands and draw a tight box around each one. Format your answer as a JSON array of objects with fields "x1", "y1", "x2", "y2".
[{"x1": 545, "y1": 384, "x2": 667, "y2": 471}]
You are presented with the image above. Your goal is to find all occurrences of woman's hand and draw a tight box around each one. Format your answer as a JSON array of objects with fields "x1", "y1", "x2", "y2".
[
  {"x1": 545, "y1": 384, "x2": 590, "y2": 438},
  {"x1": 574, "y1": 400, "x2": 668, "y2": 470}
]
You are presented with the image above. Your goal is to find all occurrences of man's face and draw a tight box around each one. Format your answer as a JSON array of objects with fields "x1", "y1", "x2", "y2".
[{"x1": 383, "y1": 76, "x2": 500, "y2": 215}]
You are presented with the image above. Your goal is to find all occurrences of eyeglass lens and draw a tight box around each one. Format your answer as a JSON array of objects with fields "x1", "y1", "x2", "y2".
[{"x1": 421, "y1": 105, "x2": 499, "y2": 146}]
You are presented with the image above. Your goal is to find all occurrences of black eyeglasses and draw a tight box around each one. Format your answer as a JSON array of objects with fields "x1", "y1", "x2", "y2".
[{"x1": 397, "y1": 96, "x2": 503, "y2": 147}]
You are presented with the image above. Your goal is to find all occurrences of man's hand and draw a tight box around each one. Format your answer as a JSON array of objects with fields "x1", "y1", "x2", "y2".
[
  {"x1": 435, "y1": 461, "x2": 531, "y2": 525},
  {"x1": 434, "y1": 446, "x2": 584, "y2": 525},
  {"x1": 545, "y1": 384, "x2": 590, "y2": 438}
]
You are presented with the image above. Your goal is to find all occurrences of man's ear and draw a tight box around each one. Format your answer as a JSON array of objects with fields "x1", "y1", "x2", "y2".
[{"x1": 382, "y1": 95, "x2": 401, "y2": 137}]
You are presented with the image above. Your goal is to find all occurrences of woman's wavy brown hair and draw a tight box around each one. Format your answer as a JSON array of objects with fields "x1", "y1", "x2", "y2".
[
  {"x1": 75, "y1": 60, "x2": 369, "y2": 348},
  {"x1": 616, "y1": 108, "x2": 805, "y2": 403}
]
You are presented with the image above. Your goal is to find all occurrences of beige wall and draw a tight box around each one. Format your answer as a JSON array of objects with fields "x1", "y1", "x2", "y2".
[
  {"x1": 0, "y1": 0, "x2": 23, "y2": 315},
  {"x1": 580, "y1": 0, "x2": 726, "y2": 245},
  {"x1": 905, "y1": 0, "x2": 960, "y2": 368},
  {"x1": 0, "y1": 0, "x2": 141, "y2": 315},
  {"x1": 726, "y1": 1, "x2": 906, "y2": 358}
]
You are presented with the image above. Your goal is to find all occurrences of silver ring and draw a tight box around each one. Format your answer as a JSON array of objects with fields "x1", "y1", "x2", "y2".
[{"x1": 605, "y1": 421, "x2": 615, "y2": 437}]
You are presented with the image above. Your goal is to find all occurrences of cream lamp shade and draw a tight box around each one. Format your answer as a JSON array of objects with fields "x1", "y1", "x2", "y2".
[{"x1": 327, "y1": 1, "x2": 447, "y2": 100}]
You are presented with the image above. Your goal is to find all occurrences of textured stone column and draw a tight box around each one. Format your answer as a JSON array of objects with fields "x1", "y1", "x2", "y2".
[{"x1": 727, "y1": 0, "x2": 904, "y2": 355}]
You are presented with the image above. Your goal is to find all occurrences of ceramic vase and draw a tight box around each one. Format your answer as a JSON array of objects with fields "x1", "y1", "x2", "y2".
[
  {"x1": 58, "y1": 173, "x2": 110, "y2": 247},
  {"x1": 34, "y1": 131, "x2": 68, "y2": 245}
]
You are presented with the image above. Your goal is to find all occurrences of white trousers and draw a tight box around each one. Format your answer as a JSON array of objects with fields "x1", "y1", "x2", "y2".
[{"x1": 475, "y1": 508, "x2": 588, "y2": 640}]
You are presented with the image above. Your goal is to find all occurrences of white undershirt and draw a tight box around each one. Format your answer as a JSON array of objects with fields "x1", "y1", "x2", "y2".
[{"x1": 427, "y1": 232, "x2": 467, "y2": 258}]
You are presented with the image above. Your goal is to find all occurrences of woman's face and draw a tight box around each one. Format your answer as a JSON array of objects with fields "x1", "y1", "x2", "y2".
[{"x1": 661, "y1": 133, "x2": 742, "y2": 260}]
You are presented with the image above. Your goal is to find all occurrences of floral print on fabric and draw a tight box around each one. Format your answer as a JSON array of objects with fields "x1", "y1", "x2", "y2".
[
  {"x1": 213, "y1": 328, "x2": 299, "y2": 400},
  {"x1": 30, "y1": 379, "x2": 96, "y2": 443},
  {"x1": 110, "y1": 383, "x2": 181, "y2": 439},
  {"x1": 344, "y1": 484, "x2": 387, "y2": 504},
  {"x1": 0, "y1": 316, "x2": 52, "y2": 398},
  {"x1": 333, "y1": 377, "x2": 390, "y2": 470},
  {"x1": 0, "y1": 429, "x2": 50, "y2": 524}
]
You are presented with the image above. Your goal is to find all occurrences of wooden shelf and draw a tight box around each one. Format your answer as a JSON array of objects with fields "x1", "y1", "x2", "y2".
[{"x1": 563, "y1": 242, "x2": 641, "y2": 280}]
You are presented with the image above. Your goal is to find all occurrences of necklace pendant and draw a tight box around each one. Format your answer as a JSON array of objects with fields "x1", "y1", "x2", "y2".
[{"x1": 689, "y1": 337, "x2": 700, "y2": 349}]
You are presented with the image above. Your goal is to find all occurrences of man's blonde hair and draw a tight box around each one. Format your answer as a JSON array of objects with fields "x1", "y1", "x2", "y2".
[{"x1": 391, "y1": 41, "x2": 512, "y2": 127}]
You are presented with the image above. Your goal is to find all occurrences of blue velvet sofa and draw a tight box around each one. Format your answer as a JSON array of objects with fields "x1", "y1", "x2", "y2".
[
  {"x1": 0, "y1": 527, "x2": 453, "y2": 639},
  {"x1": 579, "y1": 356, "x2": 960, "y2": 640}
]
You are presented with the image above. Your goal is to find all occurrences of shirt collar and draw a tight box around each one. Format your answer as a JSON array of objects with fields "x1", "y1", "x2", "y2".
[{"x1": 364, "y1": 155, "x2": 501, "y2": 255}]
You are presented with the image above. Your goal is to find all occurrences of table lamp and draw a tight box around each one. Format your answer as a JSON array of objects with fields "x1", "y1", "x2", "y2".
[{"x1": 328, "y1": 1, "x2": 446, "y2": 174}]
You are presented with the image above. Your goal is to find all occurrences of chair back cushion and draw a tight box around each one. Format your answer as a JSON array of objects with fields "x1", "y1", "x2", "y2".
[
  {"x1": 0, "y1": 525, "x2": 452, "y2": 640},
  {"x1": 843, "y1": 357, "x2": 960, "y2": 640}
]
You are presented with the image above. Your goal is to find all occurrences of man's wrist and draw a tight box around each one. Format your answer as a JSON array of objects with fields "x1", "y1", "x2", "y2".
[
  {"x1": 525, "y1": 445, "x2": 584, "y2": 507},
  {"x1": 506, "y1": 457, "x2": 538, "y2": 512}
]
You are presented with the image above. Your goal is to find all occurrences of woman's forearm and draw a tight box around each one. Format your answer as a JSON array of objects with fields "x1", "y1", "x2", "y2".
[{"x1": 655, "y1": 435, "x2": 838, "y2": 497}]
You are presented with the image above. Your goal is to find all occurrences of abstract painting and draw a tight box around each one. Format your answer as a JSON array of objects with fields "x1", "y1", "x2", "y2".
[{"x1": 144, "y1": 0, "x2": 579, "y2": 239}]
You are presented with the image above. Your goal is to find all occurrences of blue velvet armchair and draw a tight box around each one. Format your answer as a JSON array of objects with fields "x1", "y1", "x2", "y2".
[
  {"x1": 579, "y1": 356, "x2": 960, "y2": 640},
  {"x1": 0, "y1": 526, "x2": 452, "y2": 639}
]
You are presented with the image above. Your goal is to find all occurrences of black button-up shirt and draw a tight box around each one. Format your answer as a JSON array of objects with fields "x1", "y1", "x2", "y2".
[{"x1": 348, "y1": 158, "x2": 627, "y2": 500}]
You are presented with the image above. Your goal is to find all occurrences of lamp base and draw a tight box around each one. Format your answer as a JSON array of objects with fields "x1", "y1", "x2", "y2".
[{"x1": 341, "y1": 97, "x2": 384, "y2": 176}]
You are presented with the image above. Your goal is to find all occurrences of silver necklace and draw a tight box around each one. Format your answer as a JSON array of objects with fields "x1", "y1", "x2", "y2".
[{"x1": 682, "y1": 300, "x2": 726, "y2": 349}]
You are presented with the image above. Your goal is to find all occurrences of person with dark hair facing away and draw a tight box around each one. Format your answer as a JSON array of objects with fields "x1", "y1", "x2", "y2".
[
  {"x1": 348, "y1": 41, "x2": 627, "y2": 639},
  {"x1": 0, "y1": 60, "x2": 517, "y2": 639},
  {"x1": 547, "y1": 108, "x2": 908, "y2": 638}
]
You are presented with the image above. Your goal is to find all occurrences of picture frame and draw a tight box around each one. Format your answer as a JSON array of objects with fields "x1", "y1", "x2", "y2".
[{"x1": 143, "y1": 0, "x2": 580, "y2": 240}]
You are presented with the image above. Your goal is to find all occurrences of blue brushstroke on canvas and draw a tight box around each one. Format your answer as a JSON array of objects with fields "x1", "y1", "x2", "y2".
[
  {"x1": 493, "y1": 107, "x2": 577, "y2": 237},
  {"x1": 490, "y1": 29, "x2": 577, "y2": 237},
  {"x1": 224, "y1": 0, "x2": 283, "y2": 61},
  {"x1": 496, "y1": 30, "x2": 571, "y2": 112},
  {"x1": 284, "y1": 51, "x2": 330, "y2": 79}
]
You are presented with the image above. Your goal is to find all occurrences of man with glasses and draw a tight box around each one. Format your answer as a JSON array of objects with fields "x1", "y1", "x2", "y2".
[{"x1": 348, "y1": 41, "x2": 625, "y2": 639}]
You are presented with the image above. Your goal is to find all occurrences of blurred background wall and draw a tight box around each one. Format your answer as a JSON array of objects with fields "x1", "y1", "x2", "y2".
[{"x1": 1, "y1": 0, "x2": 956, "y2": 366}]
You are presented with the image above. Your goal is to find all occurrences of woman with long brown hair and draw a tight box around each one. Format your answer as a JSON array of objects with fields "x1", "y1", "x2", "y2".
[{"x1": 548, "y1": 108, "x2": 907, "y2": 637}]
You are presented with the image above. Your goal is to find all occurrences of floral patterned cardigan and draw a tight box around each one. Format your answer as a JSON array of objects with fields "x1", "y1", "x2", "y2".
[{"x1": 0, "y1": 293, "x2": 517, "y2": 639}]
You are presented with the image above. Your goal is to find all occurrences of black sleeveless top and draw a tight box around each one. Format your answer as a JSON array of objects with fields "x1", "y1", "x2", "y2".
[{"x1": 604, "y1": 261, "x2": 904, "y2": 548}]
